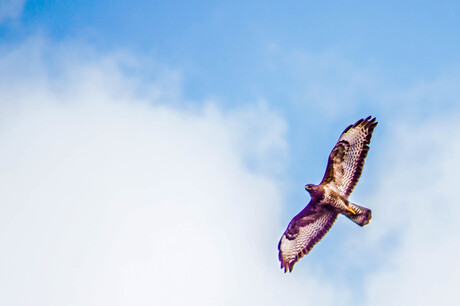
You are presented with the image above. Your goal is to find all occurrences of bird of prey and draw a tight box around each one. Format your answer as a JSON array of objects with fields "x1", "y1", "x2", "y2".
[{"x1": 278, "y1": 116, "x2": 378, "y2": 272}]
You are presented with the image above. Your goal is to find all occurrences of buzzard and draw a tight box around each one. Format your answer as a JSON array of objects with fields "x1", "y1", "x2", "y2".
[{"x1": 278, "y1": 116, "x2": 378, "y2": 272}]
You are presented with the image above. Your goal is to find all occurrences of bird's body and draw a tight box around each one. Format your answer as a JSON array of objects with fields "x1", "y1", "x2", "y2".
[{"x1": 278, "y1": 116, "x2": 377, "y2": 272}]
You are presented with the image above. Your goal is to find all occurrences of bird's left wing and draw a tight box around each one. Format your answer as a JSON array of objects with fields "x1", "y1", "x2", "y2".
[
  {"x1": 321, "y1": 116, "x2": 378, "y2": 197},
  {"x1": 278, "y1": 205, "x2": 338, "y2": 272}
]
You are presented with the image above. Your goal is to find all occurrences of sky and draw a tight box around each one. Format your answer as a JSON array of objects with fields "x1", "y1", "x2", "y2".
[{"x1": 0, "y1": 1, "x2": 459, "y2": 305}]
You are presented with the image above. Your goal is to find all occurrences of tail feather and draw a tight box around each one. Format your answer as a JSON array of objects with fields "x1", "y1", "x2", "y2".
[{"x1": 344, "y1": 203, "x2": 371, "y2": 226}]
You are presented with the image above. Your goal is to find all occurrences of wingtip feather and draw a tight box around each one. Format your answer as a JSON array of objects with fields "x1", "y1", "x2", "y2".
[{"x1": 280, "y1": 260, "x2": 294, "y2": 273}]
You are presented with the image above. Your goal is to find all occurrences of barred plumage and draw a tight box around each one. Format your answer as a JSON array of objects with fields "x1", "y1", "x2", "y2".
[{"x1": 278, "y1": 116, "x2": 378, "y2": 272}]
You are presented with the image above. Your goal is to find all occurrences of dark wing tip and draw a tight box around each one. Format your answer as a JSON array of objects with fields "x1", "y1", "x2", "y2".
[
  {"x1": 278, "y1": 232, "x2": 321, "y2": 273},
  {"x1": 280, "y1": 259, "x2": 294, "y2": 273},
  {"x1": 352, "y1": 116, "x2": 378, "y2": 144},
  {"x1": 342, "y1": 124, "x2": 353, "y2": 134},
  {"x1": 343, "y1": 116, "x2": 378, "y2": 134},
  {"x1": 365, "y1": 116, "x2": 378, "y2": 143},
  {"x1": 279, "y1": 244, "x2": 297, "y2": 273},
  {"x1": 279, "y1": 245, "x2": 302, "y2": 273},
  {"x1": 356, "y1": 116, "x2": 377, "y2": 126}
]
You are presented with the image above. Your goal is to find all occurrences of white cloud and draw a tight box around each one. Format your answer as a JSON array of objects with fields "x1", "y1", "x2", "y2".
[
  {"x1": 2, "y1": 36, "x2": 460, "y2": 306},
  {"x1": 0, "y1": 38, "x2": 351, "y2": 305},
  {"x1": 0, "y1": 0, "x2": 25, "y2": 23}
]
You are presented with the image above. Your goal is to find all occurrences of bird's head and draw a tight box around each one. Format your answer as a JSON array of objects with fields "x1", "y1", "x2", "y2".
[{"x1": 305, "y1": 184, "x2": 321, "y2": 196}]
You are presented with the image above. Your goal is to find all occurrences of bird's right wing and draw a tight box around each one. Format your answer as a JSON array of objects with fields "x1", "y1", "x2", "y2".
[
  {"x1": 278, "y1": 205, "x2": 338, "y2": 272},
  {"x1": 321, "y1": 116, "x2": 378, "y2": 197}
]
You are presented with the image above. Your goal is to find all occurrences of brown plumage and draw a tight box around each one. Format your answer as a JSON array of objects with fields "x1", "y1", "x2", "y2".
[{"x1": 278, "y1": 116, "x2": 378, "y2": 272}]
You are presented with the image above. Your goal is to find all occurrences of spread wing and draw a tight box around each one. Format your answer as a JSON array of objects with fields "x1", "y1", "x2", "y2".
[
  {"x1": 278, "y1": 203, "x2": 338, "y2": 272},
  {"x1": 321, "y1": 116, "x2": 378, "y2": 197}
]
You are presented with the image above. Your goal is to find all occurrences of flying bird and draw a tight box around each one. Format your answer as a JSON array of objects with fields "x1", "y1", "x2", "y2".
[{"x1": 278, "y1": 116, "x2": 378, "y2": 272}]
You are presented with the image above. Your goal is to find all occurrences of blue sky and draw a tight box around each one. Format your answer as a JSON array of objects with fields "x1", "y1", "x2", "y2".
[
  {"x1": 13, "y1": 1, "x2": 459, "y2": 164},
  {"x1": 0, "y1": 1, "x2": 460, "y2": 305},
  {"x1": 7, "y1": 1, "x2": 459, "y2": 104},
  {"x1": 13, "y1": 0, "x2": 457, "y2": 181}
]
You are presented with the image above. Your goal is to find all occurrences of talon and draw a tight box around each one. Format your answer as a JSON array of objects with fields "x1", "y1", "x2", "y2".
[{"x1": 347, "y1": 206, "x2": 357, "y2": 215}]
